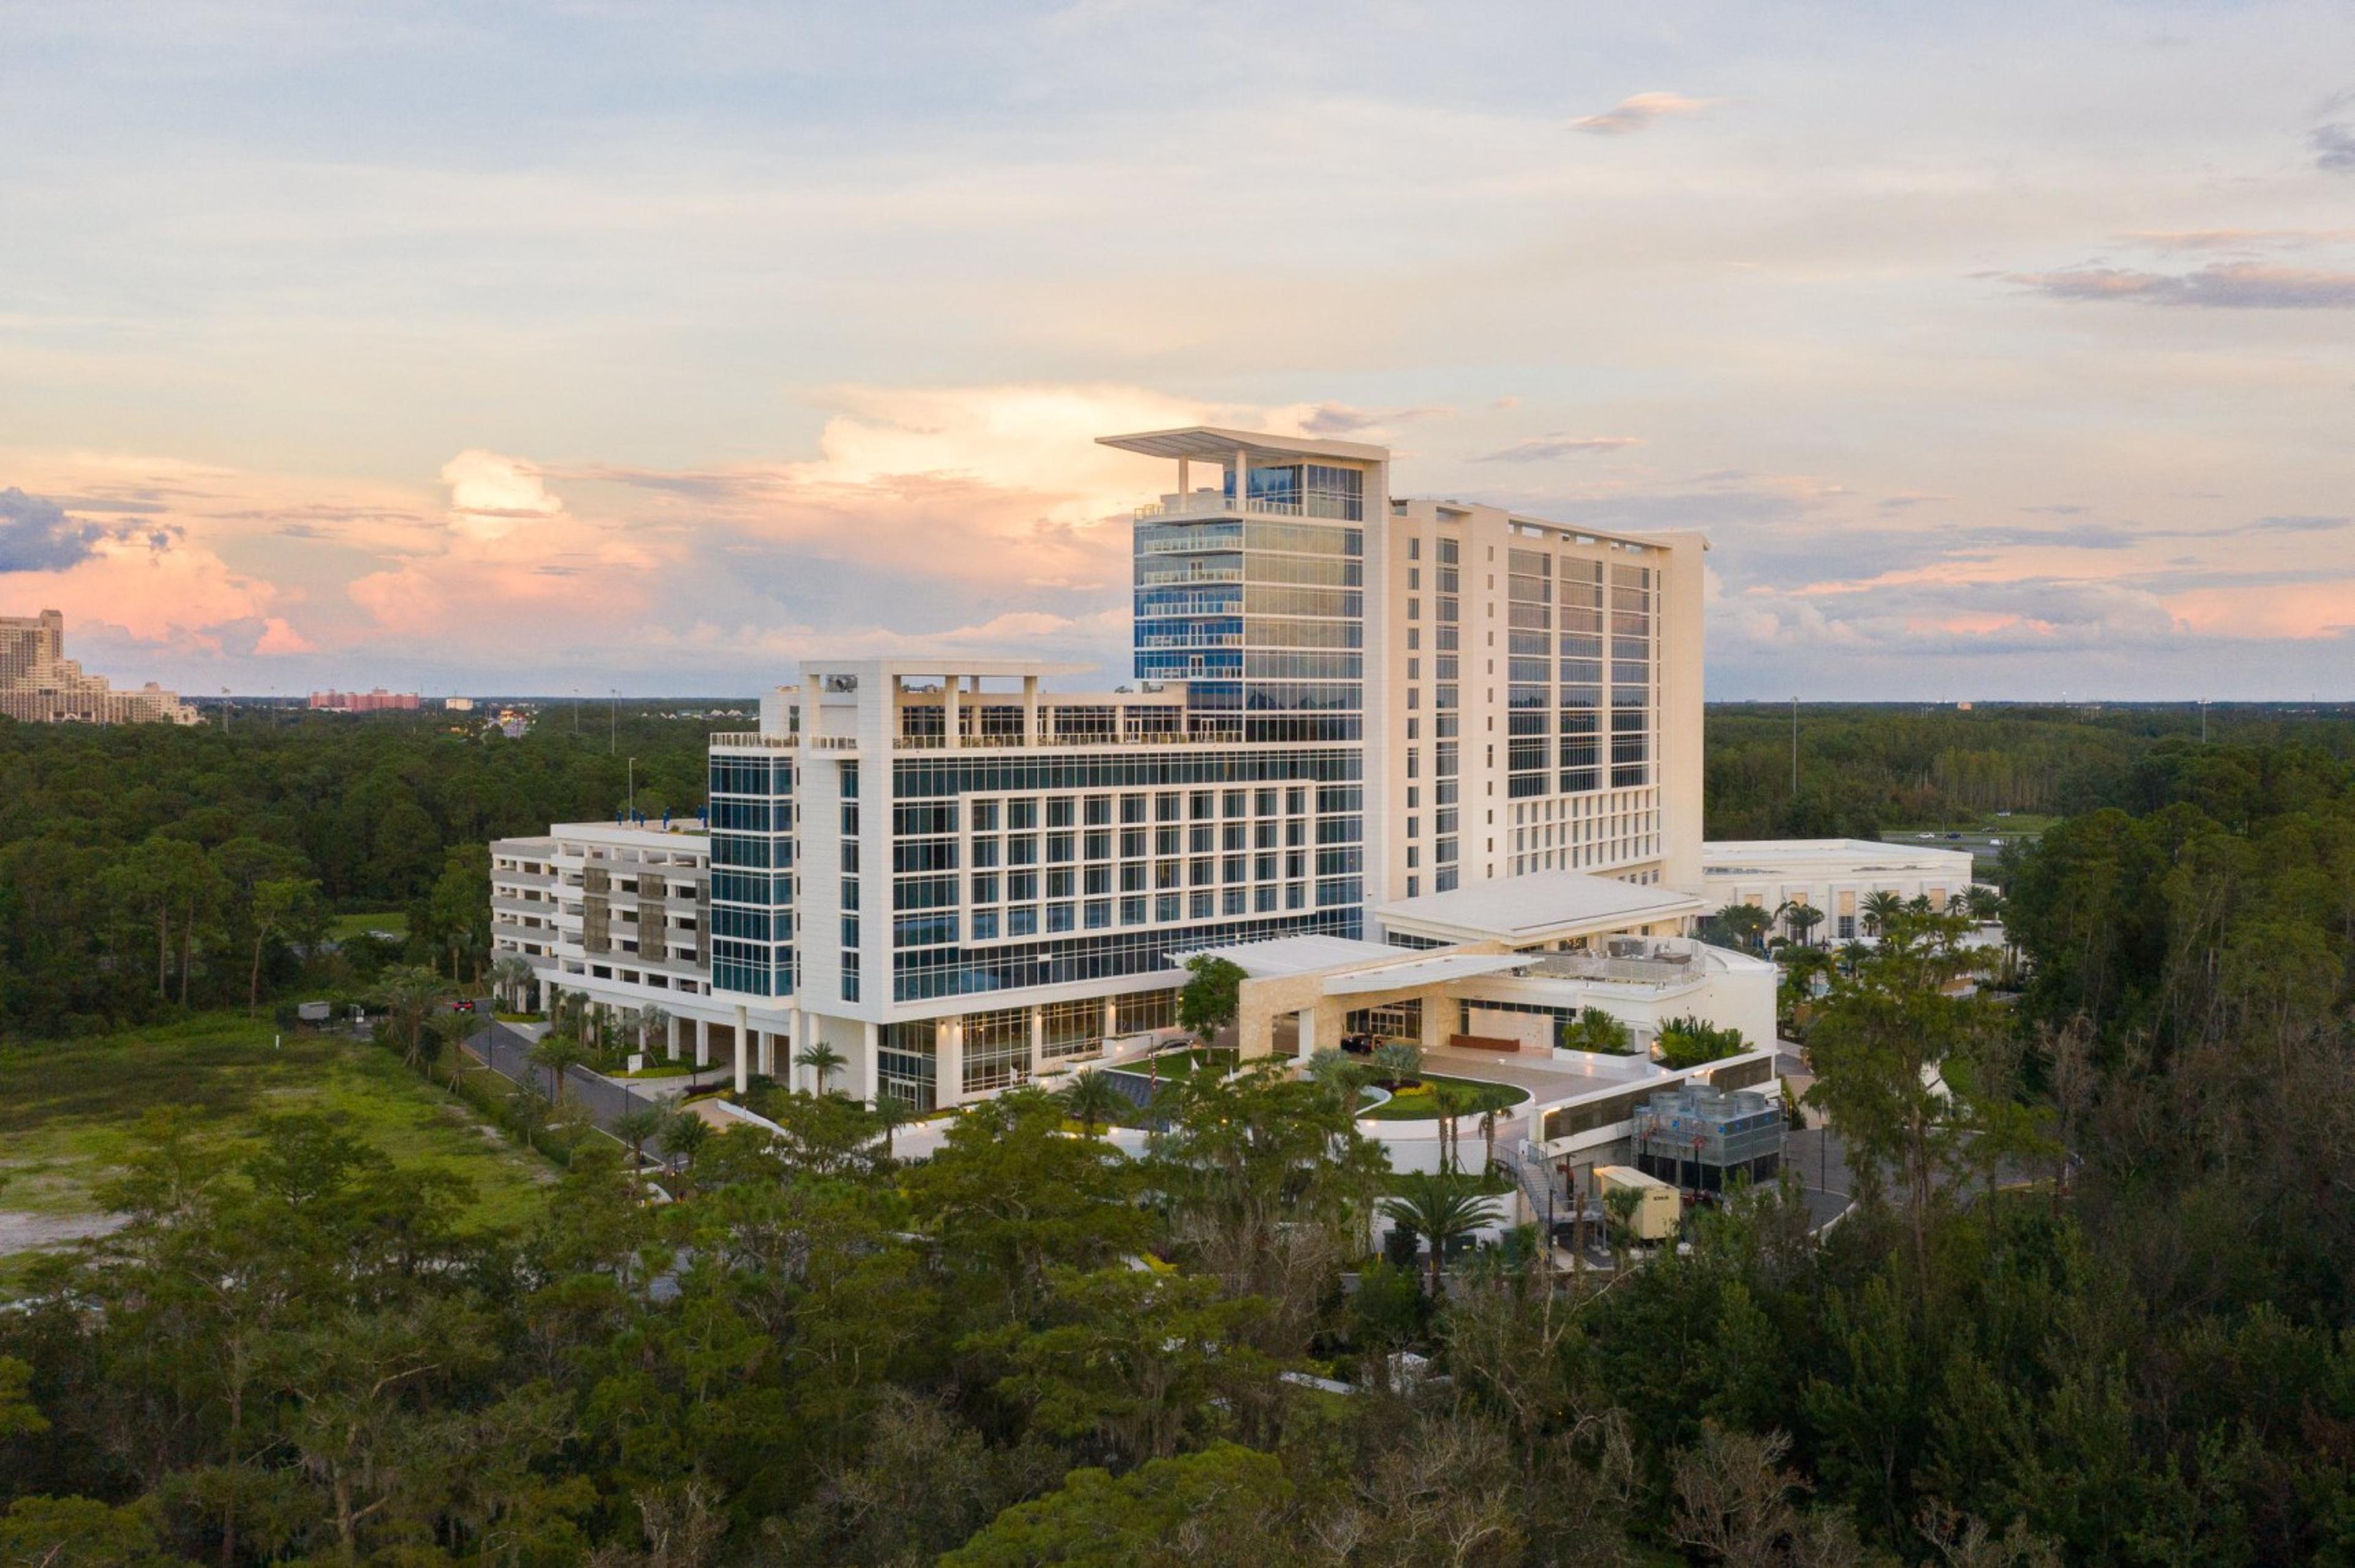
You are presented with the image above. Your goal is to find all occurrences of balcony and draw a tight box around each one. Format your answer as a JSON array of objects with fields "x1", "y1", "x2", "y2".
[
  {"x1": 710, "y1": 732, "x2": 797, "y2": 749},
  {"x1": 1136, "y1": 565, "x2": 1243, "y2": 587},
  {"x1": 1136, "y1": 631, "x2": 1243, "y2": 649},
  {"x1": 1135, "y1": 492, "x2": 1307, "y2": 521}
]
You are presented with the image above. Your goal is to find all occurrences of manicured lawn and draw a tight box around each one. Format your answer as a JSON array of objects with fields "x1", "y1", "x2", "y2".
[
  {"x1": 1119, "y1": 1047, "x2": 1236, "y2": 1080},
  {"x1": 1358, "y1": 1074, "x2": 1530, "y2": 1122},
  {"x1": 0, "y1": 1012, "x2": 553, "y2": 1291},
  {"x1": 329, "y1": 910, "x2": 409, "y2": 940},
  {"x1": 615, "y1": 1062, "x2": 697, "y2": 1080}
]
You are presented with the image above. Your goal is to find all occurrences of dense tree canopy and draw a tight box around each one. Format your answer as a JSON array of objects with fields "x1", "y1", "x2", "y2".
[
  {"x1": 0, "y1": 707, "x2": 711, "y2": 1036},
  {"x1": 4, "y1": 708, "x2": 2355, "y2": 1562}
]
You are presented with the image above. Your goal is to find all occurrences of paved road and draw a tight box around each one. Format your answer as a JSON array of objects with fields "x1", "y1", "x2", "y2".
[{"x1": 464, "y1": 1020, "x2": 730, "y2": 1134}]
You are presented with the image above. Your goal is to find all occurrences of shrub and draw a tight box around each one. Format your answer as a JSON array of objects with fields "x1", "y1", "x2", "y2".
[{"x1": 1655, "y1": 1014, "x2": 1747, "y2": 1069}]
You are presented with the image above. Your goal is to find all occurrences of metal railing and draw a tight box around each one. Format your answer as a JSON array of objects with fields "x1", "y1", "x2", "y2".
[
  {"x1": 710, "y1": 732, "x2": 797, "y2": 749},
  {"x1": 1520, "y1": 939, "x2": 1714, "y2": 988},
  {"x1": 1136, "y1": 631, "x2": 1243, "y2": 649},
  {"x1": 1133, "y1": 494, "x2": 1313, "y2": 521},
  {"x1": 1137, "y1": 529, "x2": 1243, "y2": 553},
  {"x1": 1138, "y1": 566, "x2": 1244, "y2": 586},
  {"x1": 892, "y1": 726, "x2": 1201, "y2": 751}
]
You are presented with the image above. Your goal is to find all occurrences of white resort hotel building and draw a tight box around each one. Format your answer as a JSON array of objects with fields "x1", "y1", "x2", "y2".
[{"x1": 491, "y1": 426, "x2": 1795, "y2": 1134}]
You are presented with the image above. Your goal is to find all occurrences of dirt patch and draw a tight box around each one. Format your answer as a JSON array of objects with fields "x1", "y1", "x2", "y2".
[{"x1": 0, "y1": 1210, "x2": 126, "y2": 1254}]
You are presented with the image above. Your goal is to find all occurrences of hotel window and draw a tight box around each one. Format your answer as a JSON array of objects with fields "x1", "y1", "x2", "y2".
[{"x1": 963, "y1": 1007, "x2": 1030, "y2": 1093}]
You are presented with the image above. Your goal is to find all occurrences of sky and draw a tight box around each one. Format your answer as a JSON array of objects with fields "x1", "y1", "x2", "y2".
[{"x1": 3, "y1": 0, "x2": 2353, "y2": 702}]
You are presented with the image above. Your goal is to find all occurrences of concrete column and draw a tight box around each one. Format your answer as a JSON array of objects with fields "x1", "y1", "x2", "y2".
[
  {"x1": 1028, "y1": 1004, "x2": 1045, "y2": 1080},
  {"x1": 1102, "y1": 994, "x2": 1119, "y2": 1053},
  {"x1": 1022, "y1": 676, "x2": 1040, "y2": 744},
  {"x1": 943, "y1": 675, "x2": 961, "y2": 749},
  {"x1": 1233, "y1": 447, "x2": 1249, "y2": 510},
  {"x1": 860, "y1": 1020, "x2": 879, "y2": 1103},
  {"x1": 940, "y1": 1016, "x2": 964, "y2": 1109},
  {"x1": 1420, "y1": 989, "x2": 1448, "y2": 1054},
  {"x1": 695, "y1": 1015, "x2": 710, "y2": 1067},
  {"x1": 733, "y1": 1003, "x2": 749, "y2": 1096},
  {"x1": 667, "y1": 1015, "x2": 681, "y2": 1061},
  {"x1": 1296, "y1": 1007, "x2": 1317, "y2": 1060}
]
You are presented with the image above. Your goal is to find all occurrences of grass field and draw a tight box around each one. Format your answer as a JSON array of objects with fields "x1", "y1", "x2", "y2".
[
  {"x1": 1359, "y1": 1074, "x2": 1531, "y2": 1122},
  {"x1": 0, "y1": 1012, "x2": 553, "y2": 1291},
  {"x1": 1115, "y1": 1047, "x2": 1237, "y2": 1080},
  {"x1": 328, "y1": 910, "x2": 409, "y2": 941}
]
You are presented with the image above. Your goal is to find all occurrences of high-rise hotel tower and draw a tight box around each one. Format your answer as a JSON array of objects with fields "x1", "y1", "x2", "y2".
[{"x1": 491, "y1": 426, "x2": 1705, "y2": 1107}]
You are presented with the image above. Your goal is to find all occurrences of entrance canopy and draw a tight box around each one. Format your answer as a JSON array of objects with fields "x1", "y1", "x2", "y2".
[{"x1": 1376, "y1": 871, "x2": 1705, "y2": 949}]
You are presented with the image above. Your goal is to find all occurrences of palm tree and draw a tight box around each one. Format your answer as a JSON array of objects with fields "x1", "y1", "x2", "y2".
[
  {"x1": 1380, "y1": 1172, "x2": 1502, "y2": 1297},
  {"x1": 1370, "y1": 1040, "x2": 1423, "y2": 1087},
  {"x1": 1602, "y1": 1185, "x2": 1644, "y2": 1277},
  {"x1": 870, "y1": 1094, "x2": 917, "y2": 1160},
  {"x1": 529, "y1": 1033, "x2": 588, "y2": 1104},
  {"x1": 427, "y1": 1009, "x2": 477, "y2": 1093},
  {"x1": 489, "y1": 955, "x2": 534, "y2": 1014},
  {"x1": 1780, "y1": 900, "x2": 1825, "y2": 948},
  {"x1": 657, "y1": 1109, "x2": 712, "y2": 1195},
  {"x1": 1430, "y1": 1081, "x2": 1482, "y2": 1174},
  {"x1": 610, "y1": 1106, "x2": 665, "y2": 1172},
  {"x1": 1861, "y1": 889, "x2": 1907, "y2": 940},
  {"x1": 795, "y1": 1041, "x2": 848, "y2": 1095},
  {"x1": 636, "y1": 1003, "x2": 672, "y2": 1061},
  {"x1": 378, "y1": 966, "x2": 448, "y2": 1068},
  {"x1": 1057, "y1": 1071, "x2": 1129, "y2": 1138},
  {"x1": 1306, "y1": 1047, "x2": 1374, "y2": 1117}
]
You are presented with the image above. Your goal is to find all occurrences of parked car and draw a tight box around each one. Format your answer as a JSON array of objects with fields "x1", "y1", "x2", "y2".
[{"x1": 451, "y1": 998, "x2": 476, "y2": 1013}]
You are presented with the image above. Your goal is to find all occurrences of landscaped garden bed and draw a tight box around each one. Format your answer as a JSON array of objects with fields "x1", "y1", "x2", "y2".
[{"x1": 1358, "y1": 1074, "x2": 1530, "y2": 1121}]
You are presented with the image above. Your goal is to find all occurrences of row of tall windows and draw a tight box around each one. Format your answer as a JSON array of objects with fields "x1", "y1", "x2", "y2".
[
  {"x1": 708, "y1": 752, "x2": 794, "y2": 997},
  {"x1": 1133, "y1": 506, "x2": 1369, "y2": 743}
]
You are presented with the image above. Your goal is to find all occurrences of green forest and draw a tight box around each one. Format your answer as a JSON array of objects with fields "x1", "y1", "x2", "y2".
[
  {"x1": 0, "y1": 708, "x2": 712, "y2": 1038},
  {"x1": 0, "y1": 709, "x2": 2351, "y2": 1562}
]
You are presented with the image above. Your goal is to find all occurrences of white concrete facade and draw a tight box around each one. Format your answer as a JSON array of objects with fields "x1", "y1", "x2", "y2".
[
  {"x1": 1701, "y1": 838, "x2": 1981, "y2": 944},
  {"x1": 488, "y1": 822, "x2": 784, "y2": 1088}
]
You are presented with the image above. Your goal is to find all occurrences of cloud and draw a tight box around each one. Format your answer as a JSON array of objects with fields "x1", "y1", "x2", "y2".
[
  {"x1": 1276, "y1": 402, "x2": 1449, "y2": 437},
  {"x1": 2314, "y1": 124, "x2": 2355, "y2": 173},
  {"x1": 2170, "y1": 579, "x2": 2355, "y2": 639},
  {"x1": 2005, "y1": 262, "x2": 2355, "y2": 308},
  {"x1": 1571, "y1": 92, "x2": 1714, "y2": 136},
  {"x1": 442, "y1": 449, "x2": 562, "y2": 540},
  {"x1": 2123, "y1": 228, "x2": 2355, "y2": 250},
  {"x1": 0, "y1": 488, "x2": 105, "y2": 572},
  {"x1": 2251, "y1": 513, "x2": 2350, "y2": 532},
  {"x1": 1473, "y1": 435, "x2": 1643, "y2": 463},
  {"x1": 253, "y1": 617, "x2": 315, "y2": 654},
  {"x1": 1877, "y1": 493, "x2": 1951, "y2": 511}
]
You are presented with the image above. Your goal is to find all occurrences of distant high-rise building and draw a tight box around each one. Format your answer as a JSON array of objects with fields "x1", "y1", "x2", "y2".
[
  {"x1": 0, "y1": 609, "x2": 197, "y2": 725},
  {"x1": 308, "y1": 688, "x2": 423, "y2": 713}
]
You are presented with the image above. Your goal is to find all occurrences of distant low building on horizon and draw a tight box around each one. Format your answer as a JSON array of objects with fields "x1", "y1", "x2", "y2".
[
  {"x1": 0, "y1": 608, "x2": 198, "y2": 726},
  {"x1": 307, "y1": 687, "x2": 422, "y2": 713}
]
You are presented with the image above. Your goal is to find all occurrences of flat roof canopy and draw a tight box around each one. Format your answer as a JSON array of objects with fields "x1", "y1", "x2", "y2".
[
  {"x1": 1166, "y1": 934, "x2": 1397, "y2": 979},
  {"x1": 1098, "y1": 425, "x2": 1388, "y2": 466},
  {"x1": 1377, "y1": 870, "x2": 1704, "y2": 947},
  {"x1": 1321, "y1": 951, "x2": 1525, "y2": 996}
]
